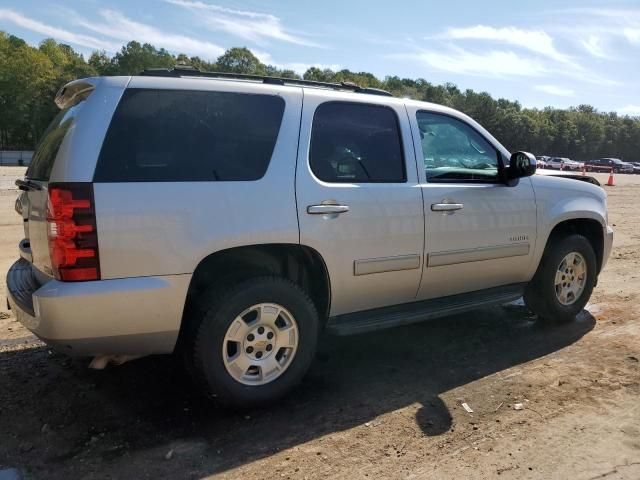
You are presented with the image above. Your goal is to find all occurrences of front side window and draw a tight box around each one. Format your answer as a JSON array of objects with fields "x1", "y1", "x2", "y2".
[
  {"x1": 95, "y1": 89, "x2": 285, "y2": 182},
  {"x1": 310, "y1": 102, "x2": 406, "y2": 183},
  {"x1": 416, "y1": 111, "x2": 500, "y2": 182}
]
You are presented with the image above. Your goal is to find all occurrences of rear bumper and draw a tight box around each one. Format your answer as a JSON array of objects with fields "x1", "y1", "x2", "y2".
[{"x1": 6, "y1": 258, "x2": 191, "y2": 356}]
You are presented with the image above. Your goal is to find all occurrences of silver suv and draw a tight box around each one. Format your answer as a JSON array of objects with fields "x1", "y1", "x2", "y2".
[{"x1": 7, "y1": 69, "x2": 613, "y2": 407}]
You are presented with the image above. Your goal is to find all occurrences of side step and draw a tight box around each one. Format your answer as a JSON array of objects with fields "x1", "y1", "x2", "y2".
[{"x1": 326, "y1": 283, "x2": 527, "y2": 336}]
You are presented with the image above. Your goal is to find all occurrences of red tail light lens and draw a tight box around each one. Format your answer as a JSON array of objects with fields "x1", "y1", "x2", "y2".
[{"x1": 47, "y1": 183, "x2": 100, "y2": 281}]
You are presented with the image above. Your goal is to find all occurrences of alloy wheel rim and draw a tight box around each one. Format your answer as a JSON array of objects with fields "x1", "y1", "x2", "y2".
[
  {"x1": 554, "y1": 251, "x2": 587, "y2": 306},
  {"x1": 222, "y1": 303, "x2": 299, "y2": 386}
]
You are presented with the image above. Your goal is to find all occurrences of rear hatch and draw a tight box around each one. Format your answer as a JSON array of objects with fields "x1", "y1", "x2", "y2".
[{"x1": 18, "y1": 82, "x2": 94, "y2": 279}]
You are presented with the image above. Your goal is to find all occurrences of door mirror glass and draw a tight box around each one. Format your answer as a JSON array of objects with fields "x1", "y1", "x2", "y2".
[{"x1": 508, "y1": 151, "x2": 537, "y2": 179}]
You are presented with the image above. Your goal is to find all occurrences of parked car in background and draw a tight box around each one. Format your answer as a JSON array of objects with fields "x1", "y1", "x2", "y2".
[
  {"x1": 584, "y1": 158, "x2": 634, "y2": 173},
  {"x1": 535, "y1": 156, "x2": 549, "y2": 169},
  {"x1": 6, "y1": 70, "x2": 614, "y2": 407},
  {"x1": 630, "y1": 162, "x2": 640, "y2": 174},
  {"x1": 547, "y1": 157, "x2": 582, "y2": 171}
]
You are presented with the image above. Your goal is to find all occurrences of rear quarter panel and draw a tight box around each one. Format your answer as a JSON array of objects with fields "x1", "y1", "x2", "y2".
[
  {"x1": 94, "y1": 78, "x2": 303, "y2": 279},
  {"x1": 50, "y1": 77, "x2": 130, "y2": 183}
]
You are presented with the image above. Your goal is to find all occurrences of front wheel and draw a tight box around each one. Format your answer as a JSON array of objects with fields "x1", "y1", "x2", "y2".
[
  {"x1": 190, "y1": 277, "x2": 319, "y2": 407},
  {"x1": 524, "y1": 234, "x2": 597, "y2": 323}
]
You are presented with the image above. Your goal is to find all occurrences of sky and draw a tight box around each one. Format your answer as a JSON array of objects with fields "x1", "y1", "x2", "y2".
[{"x1": 1, "y1": 0, "x2": 639, "y2": 115}]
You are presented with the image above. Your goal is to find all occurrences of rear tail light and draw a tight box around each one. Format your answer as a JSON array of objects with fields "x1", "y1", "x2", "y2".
[{"x1": 47, "y1": 183, "x2": 100, "y2": 281}]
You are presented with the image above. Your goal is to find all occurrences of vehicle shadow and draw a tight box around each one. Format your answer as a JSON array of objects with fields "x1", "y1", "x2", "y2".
[{"x1": 0, "y1": 303, "x2": 595, "y2": 478}]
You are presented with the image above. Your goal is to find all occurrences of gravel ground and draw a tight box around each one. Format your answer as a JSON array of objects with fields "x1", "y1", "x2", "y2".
[{"x1": 0, "y1": 167, "x2": 639, "y2": 479}]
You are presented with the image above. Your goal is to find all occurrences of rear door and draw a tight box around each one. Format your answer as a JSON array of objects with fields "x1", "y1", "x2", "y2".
[{"x1": 295, "y1": 90, "x2": 424, "y2": 316}]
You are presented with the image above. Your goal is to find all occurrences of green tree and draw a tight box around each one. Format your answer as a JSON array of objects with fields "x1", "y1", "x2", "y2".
[
  {"x1": 111, "y1": 41, "x2": 175, "y2": 75},
  {"x1": 88, "y1": 51, "x2": 115, "y2": 75},
  {"x1": 216, "y1": 47, "x2": 263, "y2": 74},
  {"x1": 0, "y1": 33, "x2": 54, "y2": 147},
  {"x1": 1, "y1": 30, "x2": 639, "y2": 159}
]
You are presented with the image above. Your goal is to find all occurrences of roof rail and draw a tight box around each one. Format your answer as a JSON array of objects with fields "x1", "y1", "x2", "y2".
[{"x1": 139, "y1": 66, "x2": 394, "y2": 97}]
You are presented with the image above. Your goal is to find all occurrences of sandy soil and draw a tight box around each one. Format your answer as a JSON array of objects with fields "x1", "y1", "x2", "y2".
[{"x1": 0, "y1": 167, "x2": 638, "y2": 479}]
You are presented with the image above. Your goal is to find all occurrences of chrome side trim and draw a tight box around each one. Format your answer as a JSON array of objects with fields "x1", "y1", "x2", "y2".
[
  {"x1": 354, "y1": 254, "x2": 421, "y2": 276},
  {"x1": 428, "y1": 242, "x2": 530, "y2": 267}
]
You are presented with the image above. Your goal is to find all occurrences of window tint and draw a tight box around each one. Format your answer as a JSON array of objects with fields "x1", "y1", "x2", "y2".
[
  {"x1": 416, "y1": 111, "x2": 499, "y2": 182},
  {"x1": 310, "y1": 102, "x2": 406, "y2": 183},
  {"x1": 95, "y1": 89, "x2": 285, "y2": 182},
  {"x1": 27, "y1": 102, "x2": 84, "y2": 181}
]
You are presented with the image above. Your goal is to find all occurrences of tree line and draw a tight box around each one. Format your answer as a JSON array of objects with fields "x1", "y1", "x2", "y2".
[{"x1": 1, "y1": 31, "x2": 639, "y2": 161}]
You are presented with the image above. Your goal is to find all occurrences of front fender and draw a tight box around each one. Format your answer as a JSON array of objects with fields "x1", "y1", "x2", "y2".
[{"x1": 529, "y1": 175, "x2": 607, "y2": 277}]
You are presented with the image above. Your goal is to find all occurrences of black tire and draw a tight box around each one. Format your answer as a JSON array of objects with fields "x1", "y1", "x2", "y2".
[
  {"x1": 524, "y1": 234, "x2": 597, "y2": 324},
  {"x1": 189, "y1": 276, "x2": 319, "y2": 407}
]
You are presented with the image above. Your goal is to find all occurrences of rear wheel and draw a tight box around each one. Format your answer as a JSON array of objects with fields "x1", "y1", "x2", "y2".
[
  {"x1": 189, "y1": 277, "x2": 319, "y2": 407},
  {"x1": 524, "y1": 234, "x2": 597, "y2": 323}
]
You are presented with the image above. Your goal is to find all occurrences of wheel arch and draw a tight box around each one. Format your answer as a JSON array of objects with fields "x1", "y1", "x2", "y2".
[
  {"x1": 178, "y1": 244, "x2": 331, "y2": 346},
  {"x1": 544, "y1": 218, "x2": 605, "y2": 274}
]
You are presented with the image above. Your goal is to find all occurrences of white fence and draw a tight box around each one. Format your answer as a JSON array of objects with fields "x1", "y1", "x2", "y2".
[{"x1": 0, "y1": 151, "x2": 33, "y2": 166}]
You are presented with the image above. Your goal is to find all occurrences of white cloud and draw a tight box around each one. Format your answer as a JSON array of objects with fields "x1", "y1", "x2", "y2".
[
  {"x1": 165, "y1": 0, "x2": 323, "y2": 48},
  {"x1": 440, "y1": 25, "x2": 573, "y2": 64},
  {"x1": 553, "y1": 8, "x2": 640, "y2": 48},
  {"x1": 74, "y1": 9, "x2": 225, "y2": 59},
  {"x1": 415, "y1": 23, "x2": 621, "y2": 87},
  {"x1": 534, "y1": 84, "x2": 574, "y2": 97},
  {"x1": 560, "y1": 7, "x2": 640, "y2": 23},
  {"x1": 617, "y1": 105, "x2": 640, "y2": 116},
  {"x1": 282, "y1": 63, "x2": 341, "y2": 74},
  {"x1": 623, "y1": 28, "x2": 640, "y2": 45},
  {"x1": 0, "y1": 9, "x2": 118, "y2": 51},
  {"x1": 253, "y1": 50, "x2": 339, "y2": 75},
  {"x1": 394, "y1": 48, "x2": 548, "y2": 78},
  {"x1": 580, "y1": 35, "x2": 608, "y2": 58}
]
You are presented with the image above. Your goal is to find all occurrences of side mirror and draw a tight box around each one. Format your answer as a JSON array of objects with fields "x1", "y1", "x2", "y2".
[{"x1": 507, "y1": 151, "x2": 536, "y2": 180}]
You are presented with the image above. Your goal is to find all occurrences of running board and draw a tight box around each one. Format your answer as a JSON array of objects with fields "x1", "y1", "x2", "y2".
[{"x1": 326, "y1": 283, "x2": 527, "y2": 336}]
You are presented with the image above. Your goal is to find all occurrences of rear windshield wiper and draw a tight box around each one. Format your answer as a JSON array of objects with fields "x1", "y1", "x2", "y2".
[{"x1": 15, "y1": 179, "x2": 42, "y2": 191}]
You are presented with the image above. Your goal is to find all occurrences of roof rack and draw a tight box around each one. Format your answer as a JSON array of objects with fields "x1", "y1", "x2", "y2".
[{"x1": 139, "y1": 66, "x2": 394, "y2": 97}]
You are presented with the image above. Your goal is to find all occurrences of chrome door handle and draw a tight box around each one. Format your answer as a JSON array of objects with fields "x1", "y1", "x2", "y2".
[
  {"x1": 307, "y1": 204, "x2": 350, "y2": 215},
  {"x1": 431, "y1": 203, "x2": 464, "y2": 212}
]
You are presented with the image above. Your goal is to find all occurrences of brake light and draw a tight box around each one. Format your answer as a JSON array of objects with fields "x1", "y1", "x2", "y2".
[{"x1": 47, "y1": 183, "x2": 100, "y2": 281}]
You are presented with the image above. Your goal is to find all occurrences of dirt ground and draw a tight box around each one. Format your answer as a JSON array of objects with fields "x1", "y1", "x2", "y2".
[{"x1": 0, "y1": 166, "x2": 638, "y2": 480}]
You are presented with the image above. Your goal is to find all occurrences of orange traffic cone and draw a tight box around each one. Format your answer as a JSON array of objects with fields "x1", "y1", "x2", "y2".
[{"x1": 606, "y1": 167, "x2": 615, "y2": 186}]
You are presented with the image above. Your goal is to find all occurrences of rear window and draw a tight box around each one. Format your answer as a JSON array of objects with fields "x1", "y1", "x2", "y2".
[
  {"x1": 94, "y1": 89, "x2": 285, "y2": 182},
  {"x1": 27, "y1": 103, "x2": 83, "y2": 181}
]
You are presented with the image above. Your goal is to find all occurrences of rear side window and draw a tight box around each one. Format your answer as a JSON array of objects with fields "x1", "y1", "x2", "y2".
[
  {"x1": 27, "y1": 102, "x2": 84, "y2": 181},
  {"x1": 94, "y1": 89, "x2": 285, "y2": 182},
  {"x1": 310, "y1": 102, "x2": 406, "y2": 183}
]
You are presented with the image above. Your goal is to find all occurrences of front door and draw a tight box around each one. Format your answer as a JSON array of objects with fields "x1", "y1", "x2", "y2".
[
  {"x1": 406, "y1": 107, "x2": 537, "y2": 300},
  {"x1": 296, "y1": 91, "x2": 424, "y2": 316}
]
